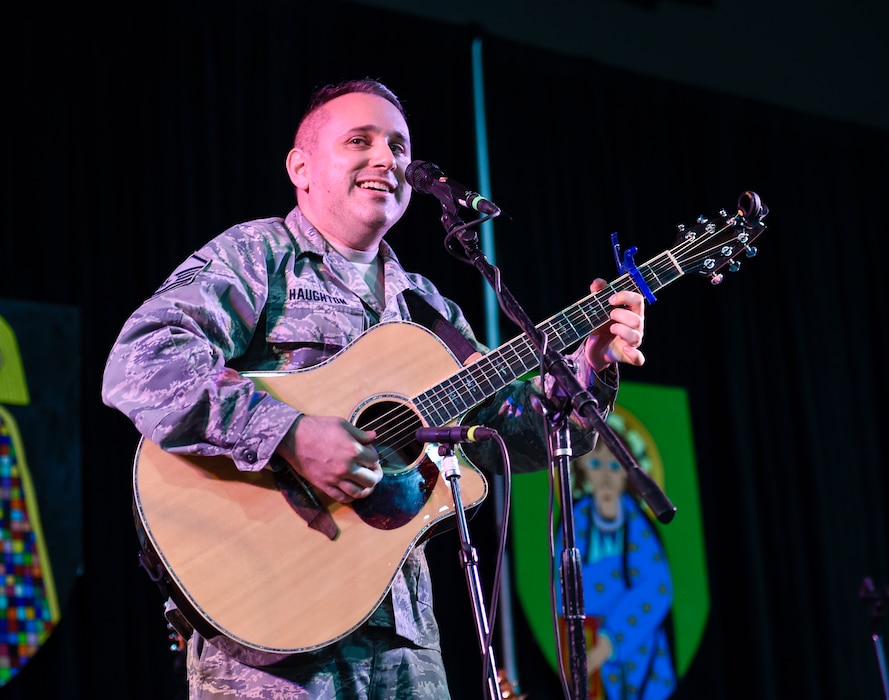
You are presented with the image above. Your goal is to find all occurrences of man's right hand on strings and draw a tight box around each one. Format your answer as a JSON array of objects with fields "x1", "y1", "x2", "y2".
[{"x1": 277, "y1": 416, "x2": 382, "y2": 503}]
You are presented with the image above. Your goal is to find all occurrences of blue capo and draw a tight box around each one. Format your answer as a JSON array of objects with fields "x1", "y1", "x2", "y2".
[{"x1": 611, "y1": 231, "x2": 656, "y2": 303}]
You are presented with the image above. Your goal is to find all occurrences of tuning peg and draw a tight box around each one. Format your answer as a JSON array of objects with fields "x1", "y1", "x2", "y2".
[{"x1": 710, "y1": 273, "x2": 724, "y2": 285}]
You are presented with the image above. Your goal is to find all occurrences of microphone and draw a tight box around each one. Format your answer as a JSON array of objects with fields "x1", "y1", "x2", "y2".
[
  {"x1": 415, "y1": 425, "x2": 498, "y2": 444},
  {"x1": 405, "y1": 160, "x2": 501, "y2": 216}
]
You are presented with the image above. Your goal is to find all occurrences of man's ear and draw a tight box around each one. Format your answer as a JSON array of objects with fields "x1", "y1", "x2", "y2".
[{"x1": 286, "y1": 148, "x2": 309, "y2": 190}]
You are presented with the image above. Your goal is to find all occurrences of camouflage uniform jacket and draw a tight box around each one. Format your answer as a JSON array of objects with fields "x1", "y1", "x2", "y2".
[{"x1": 101, "y1": 204, "x2": 618, "y2": 652}]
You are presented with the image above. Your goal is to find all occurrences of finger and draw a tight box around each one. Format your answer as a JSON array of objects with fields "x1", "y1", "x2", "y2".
[
  {"x1": 590, "y1": 278, "x2": 608, "y2": 293},
  {"x1": 328, "y1": 485, "x2": 354, "y2": 504},
  {"x1": 348, "y1": 463, "x2": 383, "y2": 487},
  {"x1": 329, "y1": 478, "x2": 375, "y2": 504},
  {"x1": 343, "y1": 479, "x2": 377, "y2": 501},
  {"x1": 620, "y1": 344, "x2": 646, "y2": 366},
  {"x1": 609, "y1": 290, "x2": 645, "y2": 311},
  {"x1": 353, "y1": 443, "x2": 381, "y2": 471},
  {"x1": 343, "y1": 421, "x2": 378, "y2": 443},
  {"x1": 628, "y1": 348, "x2": 645, "y2": 366},
  {"x1": 613, "y1": 322, "x2": 644, "y2": 347},
  {"x1": 609, "y1": 307, "x2": 644, "y2": 331}
]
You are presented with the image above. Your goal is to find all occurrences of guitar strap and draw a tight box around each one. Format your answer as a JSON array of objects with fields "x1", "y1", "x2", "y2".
[{"x1": 402, "y1": 289, "x2": 477, "y2": 364}]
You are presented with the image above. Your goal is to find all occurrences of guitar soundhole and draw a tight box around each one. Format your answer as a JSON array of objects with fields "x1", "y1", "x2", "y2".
[
  {"x1": 352, "y1": 400, "x2": 439, "y2": 529},
  {"x1": 354, "y1": 400, "x2": 424, "y2": 472}
]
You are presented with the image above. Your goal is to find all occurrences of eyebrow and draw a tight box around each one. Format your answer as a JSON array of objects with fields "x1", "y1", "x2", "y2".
[{"x1": 344, "y1": 124, "x2": 409, "y2": 141}]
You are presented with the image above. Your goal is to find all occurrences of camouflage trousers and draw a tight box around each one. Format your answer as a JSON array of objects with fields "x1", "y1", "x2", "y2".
[{"x1": 186, "y1": 626, "x2": 451, "y2": 699}]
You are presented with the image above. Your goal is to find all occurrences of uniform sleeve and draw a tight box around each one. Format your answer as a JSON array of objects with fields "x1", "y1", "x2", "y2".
[{"x1": 101, "y1": 227, "x2": 300, "y2": 471}]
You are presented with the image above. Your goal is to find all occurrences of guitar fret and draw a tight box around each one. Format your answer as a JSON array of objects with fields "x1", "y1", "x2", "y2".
[
  {"x1": 469, "y1": 364, "x2": 499, "y2": 396},
  {"x1": 415, "y1": 338, "x2": 541, "y2": 426},
  {"x1": 510, "y1": 344, "x2": 534, "y2": 373},
  {"x1": 542, "y1": 315, "x2": 580, "y2": 351},
  {"x1": 446, "y1": 385, "x2": 474, "y2": 413},
  {"x1": 512, "y1": 340, "x2": 539, "y2": 373},
  {"x1": 641, "y1": 261, "x2": 665, "y2": 291},
  {"x1": 582, "y1": 295, "x2": 611, "y2": 328},
  {"x1": 434, "y1": 379, "x2": 470, "y2": 414},
  {"x1": 490, "y1": 346, "x2": 519, "y2": 377},
  {"x1": 644, "y1": 256, "x2": 683, "y2": 289},
  {"x1": 572, "y1": 301, "x2": 597, "y2": 332}
]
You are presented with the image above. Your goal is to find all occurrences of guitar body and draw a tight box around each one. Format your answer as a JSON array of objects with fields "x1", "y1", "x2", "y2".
[{"x1": 133, "y1": 322, "x2": 488, "y2": 662}]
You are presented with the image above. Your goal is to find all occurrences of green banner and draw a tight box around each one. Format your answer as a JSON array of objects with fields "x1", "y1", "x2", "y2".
[{"x1": 511, "y1": 381, "x2": 709, "y2": 681}]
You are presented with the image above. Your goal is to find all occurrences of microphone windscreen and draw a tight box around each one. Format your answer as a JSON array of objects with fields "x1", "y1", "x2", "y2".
[{"x1": 404, "y1": 160, "x2": 443, "y2": 193}]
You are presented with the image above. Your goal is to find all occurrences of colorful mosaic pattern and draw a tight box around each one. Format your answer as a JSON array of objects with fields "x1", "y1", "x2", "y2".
[{"x1": 0, "y1": 414, "x2": 57, "y2": 684}]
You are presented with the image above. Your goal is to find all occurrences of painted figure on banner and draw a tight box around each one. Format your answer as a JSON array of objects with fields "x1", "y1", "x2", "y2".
[{"x1": 556, "y1": 407, "x2": 676, "y2": 700}]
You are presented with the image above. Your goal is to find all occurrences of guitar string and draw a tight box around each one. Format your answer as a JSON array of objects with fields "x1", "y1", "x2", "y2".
[{"x1": 362, "y1": 217, "x2": 753, "y2": 465}]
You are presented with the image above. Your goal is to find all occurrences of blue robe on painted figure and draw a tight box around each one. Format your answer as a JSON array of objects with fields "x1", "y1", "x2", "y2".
[{"x1": 557, "y1": 492, "x2": 677, "y2": 700}]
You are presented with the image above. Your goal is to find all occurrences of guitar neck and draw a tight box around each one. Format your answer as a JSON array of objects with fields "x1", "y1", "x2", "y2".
[{"x1": 413, "y1": 249, "x2": 685, "y2": 428}]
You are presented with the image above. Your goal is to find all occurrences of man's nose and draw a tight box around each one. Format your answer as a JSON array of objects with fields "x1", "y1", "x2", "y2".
[{"x1": 371, "y1": 143, "x2": 396, "y2": 170}]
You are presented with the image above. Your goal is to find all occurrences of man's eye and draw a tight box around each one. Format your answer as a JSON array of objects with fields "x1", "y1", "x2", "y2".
[{"x1": 390, "y1": 143, "x2": 406, "y2": 155}]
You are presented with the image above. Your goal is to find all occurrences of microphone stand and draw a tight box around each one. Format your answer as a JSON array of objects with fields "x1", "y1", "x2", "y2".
[
  {"x1": 436, "y1": 200, "x2": 676, "y2": 700},
  {"x1": 437, "y1": 440, "x2": 501, "y2": 700},
  {"x1": 860, "y1": 577, "x2": 889, "y2": 699},
  {"x1": 539, "y1": 395, "x2": 591, "y2": 700}
]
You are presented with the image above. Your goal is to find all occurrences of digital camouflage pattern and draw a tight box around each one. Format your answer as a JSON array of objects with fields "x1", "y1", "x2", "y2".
[{"x1": 187, "y1": 624, "x2": 450, "y2": 699}]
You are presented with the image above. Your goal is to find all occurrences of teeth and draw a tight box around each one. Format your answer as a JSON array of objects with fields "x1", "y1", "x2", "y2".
[{"x1": 359, "y1": 182, "x2": 390, "y2": 192}]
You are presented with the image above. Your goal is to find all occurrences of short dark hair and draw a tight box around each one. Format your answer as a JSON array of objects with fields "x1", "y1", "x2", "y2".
[
  {"x1": 303, "y1": 78, "x2": 405, "y2": 118},
  {"x1": 294, "y1": 78, "x2": 406, "y2": 148}
]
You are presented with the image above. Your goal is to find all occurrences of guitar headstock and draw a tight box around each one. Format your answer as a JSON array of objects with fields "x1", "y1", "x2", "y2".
[{"x1": 673, "y1": 191, "x2": 768, "y2": 284}]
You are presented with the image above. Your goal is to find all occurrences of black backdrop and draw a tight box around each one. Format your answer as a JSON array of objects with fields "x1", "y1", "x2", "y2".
[{"x1": 3, "y1": 1, "x2": 888, "y2": 698}]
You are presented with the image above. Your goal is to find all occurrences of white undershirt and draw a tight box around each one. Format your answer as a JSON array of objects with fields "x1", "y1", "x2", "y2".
[{"x1": 329, "y1": 241, "x2": 385, "y2": 305}]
